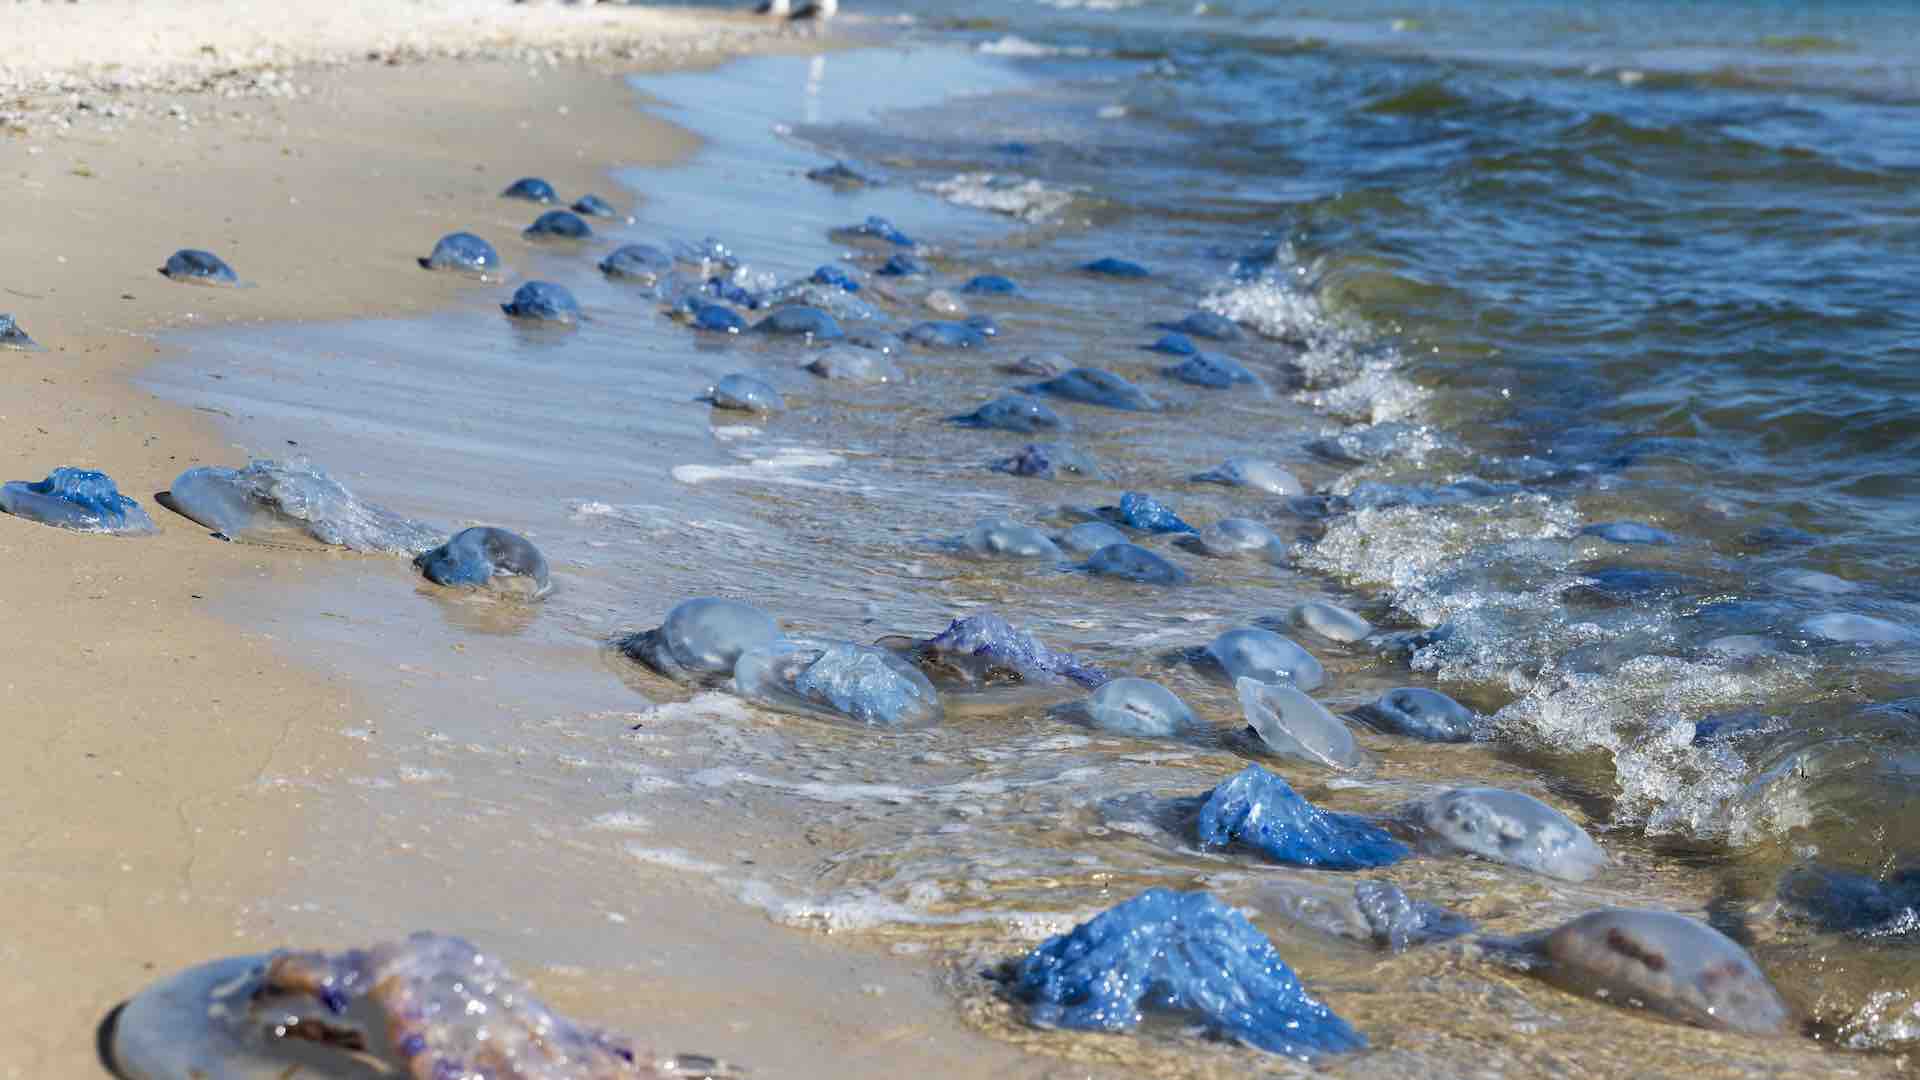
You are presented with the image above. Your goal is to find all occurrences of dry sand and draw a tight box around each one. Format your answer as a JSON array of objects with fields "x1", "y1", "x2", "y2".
[{"x1": 0, "y1": 5, "x2": 1046, "y2": 1078}]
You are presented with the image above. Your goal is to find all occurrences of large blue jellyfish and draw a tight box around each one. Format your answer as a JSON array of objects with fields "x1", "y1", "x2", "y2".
[
  {"x1": 1081, "y1": 677, "x2": 1196, "y2": 736},
  {"x1": 1196, "y1": 765, "x2": 1406, "y2": 869},
  {"x1": 1023, "y1": 368, "x2": 1161, "y2": 412},
  {"x1": 1153, "y1": 311, "x2": 1241, "y2": 342},
  {"x1": 961, "y1": 274, "x2": 1019, "y2": 296},
  {"x1": 876, "y1": 253, "x2": 927, "y2": 277},
  {"x1": 881, "y1": 611, "x2": 1108, "y2": 689},
  {"x1": 158, "y1": 459, "x2": 441, "y2": 552},
  {"x1": 523, "y1": 210, "x2": 592, "y2": 240},
  {"x1": 1352, "y1": 687, "x2": 1475, "y2": 742},
  {"x1": 1098, "y1": 492, "x2": 1197, "y2": 535},
  {"x1": 414, "y1": 527, "x2": 551, "y2": 598},
  {"x1": 810, "y1": 265, "x2": 862, "y2": 293},
  {"x1": 949, "y1": 395, "x2": 1067, "y2": 434},
  {"x1": 755, "y1": 306, "x2": 843, "y2": 340},
  {"x1": 501, "y1": 281, "x2": 580, "y2": 324},
  {"x1": 1146, "y1": 332, "x2": 1196, "y2": 356},
  {"x1": 1008, "y1": 888, "x2": 1366, "y2": 1058},
  {"x1": 733, "y1": 639, "x2": 943, "y2": 728},
  {"x1": 1080, "y1": 257, "x2": 1150, "y2": 278},
  {"x1": 1081, "y1": 543, "x2": 1187, "y2": 585},
  {"x1": 599, "y1": 244, "x2": 674, "y2": 283},
  {"x1": 500, "y1": 176, "x2": 557, "y2": 202},
  {"x1": 418, "y1": 232, "x2": 500, "y2": 276},
  {"x1": 158, "y1": 249, "x2": 238, "y2": 286},
  {"x1": 832, "y1": 215, "x2": 914, "y2": 247},
  {"x1": 905, "y1": 320, "x2": 990, "y2": 349},
  {"x1": 0, "y1": 467, "x2": 154, "y2": 535},
  {"x1": 683, "y1": 300, "x2": 747, "y2": 334},
  {"x1": 703, "y1": 373, "x2": 784, "y2": 413},
  {"x1": 620, "y1": 597, "x2": 781, "y2": 684},
  {"x1": 1163, "y1": 352, "x2": 1262, "y2": 391}
]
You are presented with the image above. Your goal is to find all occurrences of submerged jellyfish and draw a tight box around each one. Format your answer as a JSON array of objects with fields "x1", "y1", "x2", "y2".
[
  {"x1": 1197, "y1": 764, "x2": 1406, "y2": 869},
  {"x1": 703, "y1": 373, "x2": 784, "y2": 413},
  {"x1": 418, "y1": 231, "x2": 500, "y2": 275},
  {"x1": 733, "y1": 639, "x2": 943, "y2": 728},
  {"x1": 1056, "y1": 520, "x2": 1128, "y2": 555},
  {"x1": 1146, "y1": 332, "x2": 1196, "y2": 356},
  {"x1": 1404, "y1": 786, "x2": 1606, "y2": 881},
  {"x1": 1008, "y1": 888, "x2": 1365, "y2": 1058},
  {"x1": 1006, "y1": 352, "x2": 1067, "y2": 377},
  {"x1": 1163, "y1": 352, "x2": 1261, "y2": 391},
  {"x1": 1099, "y1": 491, "x2": 1197, "y2": 535},
  {"x1": 1023, "y1": 368, "x2": 1160, "y2": 412},
  {"x1": 804, "y1": 348, "x2": 902, "y2": 384},
  {"x1": 524, "y1": 210, "x2": 592, "y2": 240},
  {"x1": 684, "y1": 301, "x2": 746, "y2": 334},
  {"x1": 619, "y1": 597, "x2": 781, "y2": 684},
  {"x1": 1177, "y1": 518, "x2": 1284, "y2": 561},
  {"x1": 881, "y1": 611, "x2": 1107, "y2": 689},
  {"x1": 923, "y1": 290, "x2": 968, "y2": 317},
  {"x1": 1081, "y1": 677, "x2": 1197, "y2": 737},
  {"x1": 1776, "y1": 863, "x2": 1920, "y2": 940},
  {"x1": 1081, "y1": 542, "x2": 1187, "y2": 585},
  {"x1": 157, "y1": 459, "x2": 442, "y2": 553},
  {"x1": 949, "y1": 395, "x2": 1067, "y2": 434},
  {"x1": 992, "y1": 442, "x2": 1102, "y2": 480},
  {"x1": 501, "y1": 281, "x2": 580, "y2": 324},
  {"x1": 1201, "y1": 627, "x2": 1325, "y2": 690},
  {"x1": 1154, "y1": 310, "x2": 1240, "y2": 342},
  {"x1": 1189, "y1": 457, "x2": 1304, "y2": 496},
  {"x1": 810, "y1": 265, "x2": 862, "y2": 293},
  {"x1": 955, "y1": 518, "x2": 1063, "y2": 561},
  {"x1": 806, "y1": 160, "x2": 885, "y2": 187},
  {"x1": 599, "y1": 243, "x2": 675, "y2": 283},
  {"x1": 905, "y1": 320, "x2": 990, "y2": 349},
  {"x1": 103, "y1": 931, "x2": 736, "y2": 1079},
  {"x1": 1288, "y1": 600, "x2": 1372, "y2": 643},
  {"x1": 1258, "y1": 880, "x2": 1473, "y2": 952},
  {"x1": 1798, "y1": 612, "x2": 1915, "y2": 645},
  {"x1": 961, "y1": 274, "x2": 1019, "y2": 296},
  {"x1": 1238, "y1": 678, "x2": 1362, "y2": 770},
  {"x1": 158, "y1": 249, "x2": 239, "y2": 286},
  {"x1": 0, "y1": 467, "x2": 154, "y2": 535},
  {"x1": 500, "y1": 176, "x2": 557, "y2": 202},
  {"x1": 1511, "y1": 909, "x2": 1790, "y2": 1034},
  {"x1": 1352, "y1": 687, "x2": 1475, "y2": 742},
  {"x1": 571, "y1": 193, "x2": 617, "y2": 217},
  {"x1": 833, "y1": 215, "x2": 914, "y2": 247},
  {"x1": 876, "y1": 253, "x2": 926, "y2": 277},
  {"x1": 414, "y1": 527, "x2": 551, "y2": 597},
  {"x1": 0, "y1": 314, "x2": 39, "y2": 350},
  {"x1": 754, "y1": 306, "x2": 843, "y2": 340},
  {"x1": 1581, "y1": 521, "x2": 1678, "y2": 546},
  {"x1": 1080, "y1": 256, "x2": 1149, "y2": 278}
]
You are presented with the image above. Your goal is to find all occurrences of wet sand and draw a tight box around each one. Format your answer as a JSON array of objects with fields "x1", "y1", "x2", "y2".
[{"x1": 1, "y1": 13, "x2": 1045, "y2": 1078}]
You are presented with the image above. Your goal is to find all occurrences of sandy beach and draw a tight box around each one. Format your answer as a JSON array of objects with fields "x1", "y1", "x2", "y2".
[{"x1": 0, "y1": 5, "x2": 1050, "y2": 1077}]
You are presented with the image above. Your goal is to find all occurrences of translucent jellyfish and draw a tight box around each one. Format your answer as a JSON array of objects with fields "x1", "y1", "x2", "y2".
[
  {"x1": 733, "y1": 639, "x2": 943, "y2": 728},
  {"x1": 880, "y1": 611, "x2": 1108, "y2": 689},
  {"x1": 1238, "y1": 678, "x2": 1362, "y2": 770},
  {"x1": 1258, "y1": 880, "x2": 1473, "y2": 952},
  {"x1": 1008, "y1": 888, "x2": 1365, "y2": 1058},
  {"x1": 1023, "y1": 368, "x2": 1161, "y2": 412},
  {"x1": 1352, "y1": 687, "x2": 1475, "y2": 742},
  {"x1": 832, "y1": 215, "x2": 914, "y2": 247},
  {"x1": 1581, "y1": 521, "x2": 1678, "y2": 545},
  {"x1": 0, "y1": 313, "x2": 38, "y2": 350},
  {"x1": 571, "y1": 193, "x2": 617, "y2": 217},
  {"x1": 418, "y1": 231, "x2": 500, "y2": 276},
  {"x1": 1146, "y1": 332, "x2": 1196, "y2": 356},
  {"x1": 414, "y1": 527, "x2": 551, "y2": 597},
  {"x1": 905, "y1": 320, "x2": 989, "y2": 349},
  {"x1": 1197, "y1": 764, "x2": 1406, "y2": 869},
  {"x1": 1081, "y1": 542, "x2": 1188, "y2": 585},
  {"x1": 1189, "y1": 457, "x2": 1304, "y2": 496},
  {"x1": 1083, "y1": 677, "x2": 1197, "y2": 736},
  {"x1": 923, "y1": 290, "x2": 968, "y2": 317},
  {"x1": 955, "y1": 518, "x2": 1062, "y2": 561},
  {"x1": 1516, "y1": 909, "x2": 1790, "y2": 1034},
  {"x1": 499, "y1": 176, "x2": 557, "y2": 202},
  {"x1": 1289, "y1": 601, "x2": 1372, "y2": 643},
  {"x1": 703, "y1": 373, "x2": 784, "y2": 413},
  {"x1": 1178, "y1": 517, "x2": 1285, "y2": 561},
  {"x1": 599, "y1": 243, "x2": 675, "y2": 283},
  {"x1": 1006, "y1": 352, "x2": 1066, "y2": 376},
  {"x1": 804, "y1": 348, "x2": 902, "y2": 384},
  {"x1": 619, "y1": 597, "x2": 782, "y2": 684},
  {"x1": 1057, "y1": 521, "x2": 1128, "y2": 555},
  {"x1": 809, "y1": 265, "x2": 861, "y2": 293},
  {"x1": 961, "y1": 274, "x2": 1019, "y2": 295},
  {"x1": 876, "y1": 253, "x2": 926, "y2": 277},
  {"x1": 1100, "y1": 491, "x2": 1196, "y2": 535},
  {"x1": 1080, "y1": 256, "x2": 1150, "y2": 278},
  {"x1": 805, "y1": 160, "x2": 884, "y2": 187},
  {"x1": 1153, "y1": 310, "x2": 1241, "y2": 342},
  {"x1": 1404, "y1": 786, "x2": 1606, "y2": 881},
  {"x1": 157, "y1": 459, "x2": 442, "y2": 553},
  {"x1": 683, "y1": 301, "x2": 746, "y2": 334},
  {"x1": 1202, "y1": 628, "x2": 1325, "y2": 690},
  {"x1": 1776, "y1": 864, "x2": 1920, "y2": 940},
  {"x1": 992, "y1": 442, "x2": 1102, "y2": 480},
  {"x1": 754, "y1": 306, "x2": 843, "y2": 340},
  {"x1": 501, "y1": 281, "x2": 580, "y2": 324},
  {"x1": 1163, "y1": 352, "x2": 1262, "y2": 391},
  {"x1": 0, "y1": 467, "x2": 154, "y2": 535},
  {"x1": 158, "y1": 249, "x2": 238, "y2": 286},
  {"x1": 1774, "y1": 568, "x2": 1858, "y2": 595},
  {"x1": 948, "y1": 395, "x2": 1067, "y2": 434},
  {"x1": 1798, "y1": 612, "x2": 1915, "y2": 645},
  {"x1": 523, "y1": 210, "x2": 592, "y2": 240},
  {"x1": 103, "y1": 930, "x2": 738, "y2": 1079}
]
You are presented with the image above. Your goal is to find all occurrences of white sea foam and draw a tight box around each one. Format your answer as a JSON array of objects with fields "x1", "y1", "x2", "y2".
[{"x1": 922, "y1": 172, "x2": 1078, "y2": 223}]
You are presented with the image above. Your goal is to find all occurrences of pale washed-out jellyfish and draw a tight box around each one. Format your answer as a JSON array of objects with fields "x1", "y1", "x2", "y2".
[
  {"x1": 0, "y1": 467, "x2": 154, "y2": 535},
  {"x1": 953, "y1": 518, "x2": 1063, "y2": 561},
  {"x1": 1288, "y1": 600, "x2": 1372, "y2": 643},
  {"x1": 1256, "y1": 879, "x2": 1473, "y2": 952},
  {"x1": 1189, "y1": 457, "x2": 1304, "y2": 496},
  {"x1": 1498, "y1": 909, "x2": 1791, "y2": 1035},
  {"x1": 733, "y1": 639, "x2": 943, "y2": 728},
  {"x1": 877, "y1": 611, "x2": 1108, "y2": 690},
  {"x1": 620, "y1": 597, "x2": 781, "y2": 684},
  {"x1": 1402, "y1": 786, "x2": 1607, "y2": 881},
  {"x1": 1238, "y1": 678, "x2": 1363, "y2": 770},
  {"x1": 157, "y1": 459, "x2": 443, "y2": 553},
  {"x1": 1177, "y1": 518, "x2": 1284, "y2": 561},
  {"x1": 417, "y1": 231, "x2": 500, "y2": 276},
  {"x1": 158, "y1": 249, "x2": 239, "y2": 286},
  {"x1": 702, "y1": 373, "x2": 784, "y2": 413},
  {"x1": 1352, "y1": 687, "x2": 1475, "y2": 742},
  {"x1": 948, "y1": 395, "x2": 1067, "y2": 434},
  {"x1": 1023, "y1": 367, "x2": 1161, "y2": 412},
  {"x1": 599, "y1": 243, "x2": 675, "y2": 284},
  {"x1": 1200, "y1": 627, "x2": 1325, "y2": 690},
  {"x1": 804, "y1": 348, "x2": 903, "y2": 384},
  {"x1": 414, "y1": 527, "x2": 551, "y2": 598},
  {"x1": 1080, "y1": 542, "x2": 1188, "y2": 585},
  {"x1": 103, "y1": 930, "x2": 742, "y2": 1079},
  {"x1": 1056, "y1": 521, "x2": 1127, "y2": 555},
  {"x1": 1078, "y1": 676, "x2": 1197, "y2": 737}
]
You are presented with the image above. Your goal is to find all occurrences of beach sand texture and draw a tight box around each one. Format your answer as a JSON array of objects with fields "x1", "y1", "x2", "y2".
[{"x1": 1, "y1": 5, "x2": 1047, "y2": 1077}]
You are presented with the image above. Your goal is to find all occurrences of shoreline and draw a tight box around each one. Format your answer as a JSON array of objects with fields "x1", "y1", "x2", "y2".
[{"x1": 2, "y1": 16, "x2": 1042, "y2": 1078}]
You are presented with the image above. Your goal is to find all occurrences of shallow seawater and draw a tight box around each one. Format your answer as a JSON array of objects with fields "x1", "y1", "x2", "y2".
[{"x1": 140, "y1": 10, "x2": 1920, "y2": 1076}]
